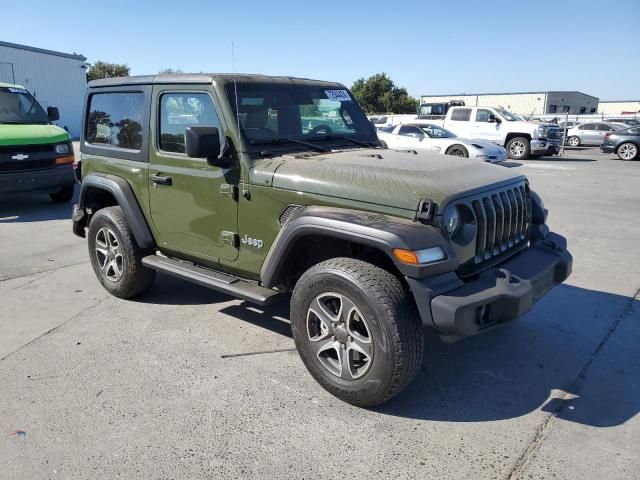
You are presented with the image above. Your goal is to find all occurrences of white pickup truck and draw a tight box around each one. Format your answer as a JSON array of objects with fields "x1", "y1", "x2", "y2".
[{"x1": 418, "y1": 105, "x2": 561, "y2": 160}]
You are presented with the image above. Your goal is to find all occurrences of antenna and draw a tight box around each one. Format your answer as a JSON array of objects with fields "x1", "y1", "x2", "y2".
[{"x1": 231, "y1": 42, "x2": 241, "y2": 135}]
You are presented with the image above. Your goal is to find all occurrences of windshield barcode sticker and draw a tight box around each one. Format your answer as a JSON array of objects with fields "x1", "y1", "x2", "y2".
[
  {"x1": 8, "y1": 87, "x2": 27, "y2": 94},
  {"x1": 325, "y1": 90, "x2": 351, "y2": 102}
]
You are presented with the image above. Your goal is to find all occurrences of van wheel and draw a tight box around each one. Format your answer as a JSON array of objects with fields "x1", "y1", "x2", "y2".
[
  {"x1": 446, "y1": 145, "x2": 469, "y2": 157},
  {"x1": 87, "y1": 206, "x2": 156, "y2": 299},
  {"x1": 290, "y1": 258, "x2": 424, "y2": 407},
  {"x1": 506, "y1": 137, "x2": 531, "y2": 159},
  {"x1": 50, "y1": 185, "x2": 74, "y2": 203}
]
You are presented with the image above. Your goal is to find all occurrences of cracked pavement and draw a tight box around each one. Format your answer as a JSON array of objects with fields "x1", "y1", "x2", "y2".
[{"x1": 0, "y1": 147, "x2": 639, "y2": 479}]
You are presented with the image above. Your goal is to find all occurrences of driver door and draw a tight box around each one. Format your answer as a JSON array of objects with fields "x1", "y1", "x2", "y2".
[
  {"x1": 148, "y1": 88, "x2": 239, "y2": 262},
  {"x1": 473, "y1": 108, "x2": 502, "y2": 142}
]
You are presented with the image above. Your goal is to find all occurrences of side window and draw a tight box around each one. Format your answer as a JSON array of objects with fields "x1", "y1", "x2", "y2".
[
  {"x1": 450, "y1": 108, "x2": 471, "y2": 121},
  {"x1": 398, "y1": 125, "x2": 423, "y2": 137},
  {"x1": 86, "y1": 92, "x2": 145, "y2": 150},
  {"x1": 582, "y1": 124, "x2": 596, "y2": 131},
  {"x1": 159, "y1": 92, "x2": 221, "y2": 154},
  {"x1": 475, "y1": 109, "x2": 493, "y2": 122},
  {"x1": 597, "y1": 124, "x2": 613, "y2": 131}
]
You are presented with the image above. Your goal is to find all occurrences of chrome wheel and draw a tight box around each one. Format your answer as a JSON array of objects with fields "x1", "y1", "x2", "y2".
[
  {"x1": 94, "y1": 227, "x2": 124, "y2": 282},
  {"x1": 618, "y1": 143, "x2": 638, "y2": 160},
  {"x1": 567, "y1": 136, "x2": 580, "y2": 147},
  {"x1": 306, "y1": 292, "x2": 373, "y2": 380},
  {"x1": 509, "y1": 140, "x2": 527, "y2": 158}
]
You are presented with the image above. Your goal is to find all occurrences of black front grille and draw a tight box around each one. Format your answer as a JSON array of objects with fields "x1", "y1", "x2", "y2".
[
  {"x1": 471, "y1": 183, "x2": 530, "y2": 264},
  {"x1": 547, "y1": 128, "x2": 561, "y2": 140},
  {"x1": 0, "y1": 144, "x2": 55, "y2": 154},
  {"x1": 0, "y1": 158, "x2": 56, "y2": 172}
]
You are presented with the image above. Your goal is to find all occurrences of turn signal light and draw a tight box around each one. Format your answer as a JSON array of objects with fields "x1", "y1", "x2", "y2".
[
  {"x1": 55, "y1": 155, "x2": 75, "y2": 165},
  {"x1": 393, "y1": 249, "x2": 419, "y2": 264},
  {"x1": 393, "y1": 246, "x2": 447, "y2": 265}
]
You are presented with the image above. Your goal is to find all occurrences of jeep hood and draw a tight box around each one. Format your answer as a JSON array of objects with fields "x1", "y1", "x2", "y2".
[
  {"x1": 261, "y1": 149, "x2": 525, "y2": 212},
  {"x1": 0, "y1": 124, "x2": 69, "y2": 146}
]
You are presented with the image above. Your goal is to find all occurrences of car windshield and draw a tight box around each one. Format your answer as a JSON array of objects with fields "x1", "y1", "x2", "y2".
[
  {"x1": 417, "y1": 125, "x2": 456, "y2": 138},
  {"x1": 0, "y1": 86, "x2": 49, "y2": 124},
  {"x1": 493, "y1": 108, "x2": 520, "y2": 122},
  {"x1": 225, "y1": 83, "x2": 377, "y2": 147}
]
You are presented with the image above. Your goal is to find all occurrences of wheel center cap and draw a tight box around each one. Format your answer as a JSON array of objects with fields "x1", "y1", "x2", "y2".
[
  {"x1": 334, "y1": 326, "x2": 348, "y2": 344},
  {"x1": 107, "y1": 251, "x2": 115, "y2": 260}
]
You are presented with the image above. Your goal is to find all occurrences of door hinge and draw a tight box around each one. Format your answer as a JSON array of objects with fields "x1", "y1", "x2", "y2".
[
  {"x1": 220, "y1": 184, "x2": 238, "y2": 200},
  {"x1": 221, "y1": 231, "x2": 239, "y2": 247}
]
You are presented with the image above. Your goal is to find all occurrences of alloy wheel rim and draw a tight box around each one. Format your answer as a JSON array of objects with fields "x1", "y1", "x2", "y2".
[
  {"x1": 509, "y1": 141, "x2": 526, "y2": 157},
  {"x1": 95, "y1": 227, "x2": 124, "y2": 282},
  {"x1": 569, "y1": 137, "x2": 580, "y2": 147},
  {"x1": 449, "y1": 147, "x2": 465, "y2": 157},
  {"x1": 619, "y1": 144, "x2": 637, "y2": 160},
  {"x1": 306, "y1": 292, "x2": 373, "y2": 380}
]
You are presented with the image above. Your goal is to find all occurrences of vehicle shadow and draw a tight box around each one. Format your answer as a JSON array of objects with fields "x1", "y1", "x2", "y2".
[
  {"x1": 0, "y1": 186, "x2": 78, "y2": 223},
  {"x1": 375, "y1": 284, "x2": 639, "y2": 428},
  {"x1": 135, "y1": 275, "x2": 640, "y2": 428},
  {"x1": 498, "y1": 161, "x2": 522, "y2": 168}
]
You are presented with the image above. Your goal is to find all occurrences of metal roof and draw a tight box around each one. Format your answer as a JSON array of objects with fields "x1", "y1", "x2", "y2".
[
  {"x1": 88, "y1": 73, "x2": 344, "y2": 88},
  {"x1": 0, "y1": 40, "x2": 86, "y2": 61},
  {"x1": 421, "y1": 91, "x2": 599, "y2": 99},
  {"x1": 599, "y1": 99, "x2": 640, "y2": 103}
]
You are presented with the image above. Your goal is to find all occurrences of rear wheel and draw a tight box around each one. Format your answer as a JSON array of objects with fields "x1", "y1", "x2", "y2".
[
  {"x1": 88, "y1": 206, "x2": 156, "y2": 299},
  {"x1": 567, "y1": 136, "x2": 581, "y2": 147},
  {"x1": 617, "y1": 142, "x2": 638, "y2": 161},
  {"x1": 445, "y1": 144, "x2": 469, "y2": 157},
  {"x1": 506, "y1": 137, "x2": 531, "y2": 160},
  {"x1": 50, "y1": 185, "x2": 74, "y2": 203},
  {"x1": 290, "y1": 258, "x2": 424, "y2": 407}
]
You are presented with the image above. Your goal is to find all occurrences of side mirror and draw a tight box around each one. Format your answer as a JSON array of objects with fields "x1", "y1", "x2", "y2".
[
  {"x1": 185, "y1": 126, "x2": 223, "y2": 166},
  {"x1": 47, "y1": 106, "x2": 60, "y2": 122},
  {"x1": 487, "y1": 114, "x2": 497, "y2": 123}
]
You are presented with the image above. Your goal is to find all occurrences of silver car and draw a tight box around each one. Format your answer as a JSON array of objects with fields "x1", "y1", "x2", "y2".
[{"x1": 565, "y1": 122, "x2": 627, "y2": 147}]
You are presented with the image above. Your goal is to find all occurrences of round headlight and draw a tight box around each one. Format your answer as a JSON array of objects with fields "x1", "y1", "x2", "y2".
[
  {"x1": 55, "y1": 143, "x2": 70, "y2": 154},
  {"x1": 444, "y1": 206, "x2": 460, "y2": 237}
]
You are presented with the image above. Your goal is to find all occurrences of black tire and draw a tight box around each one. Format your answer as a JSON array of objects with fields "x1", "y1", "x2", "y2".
[
  {"x1": 290, "y1": 258, "x2": 424, "y2": 407},
  {"x1": 379, "y1": 140, "x2": 389, "y2": 149},
  {"x1": 87, "y1": 206, "x2": 155, "y2": 299},
  {"x1": 445, "y1": 144, "x2": 469, "y2": 157},
  {"x1": 567, "y1": 136, "x2": 581, "y2": 147},
  {"x1": 506, "y1": 136, "x2": 531, "y2": 160},
  {"x1": 49, "y1": 185, "x2": 74, "y2": 203},
  {"x1": 616, "y1": 142, "x2": 639, "y2": 161}
]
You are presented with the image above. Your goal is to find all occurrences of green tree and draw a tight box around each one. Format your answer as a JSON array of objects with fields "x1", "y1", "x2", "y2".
[
  {"x1": 351, "y1": 73, "x2": 419, "y2": 114},
  {"x1": 86, "y1": 61, "x2": 130, "y2": 82}
]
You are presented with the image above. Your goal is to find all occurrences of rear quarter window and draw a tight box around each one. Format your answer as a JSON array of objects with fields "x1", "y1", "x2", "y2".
[
  {"x1": 450, "y1": 108, "x2": 472, "y2": 121},
  {"x1": 86, "y1": 92, "x2": 145, "y2": 150}
]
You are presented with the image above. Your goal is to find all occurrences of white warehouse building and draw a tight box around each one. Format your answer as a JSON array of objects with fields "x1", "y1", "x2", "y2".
[
  {"x1": 597, "y1": 100, "x2": 640, "y2": 115},
  {"x1": 0, "y1": 40, "x2": 87, "y2": 138},
  {"x1": 420, "y1": 91, "x2": 599, "y2": 116}
]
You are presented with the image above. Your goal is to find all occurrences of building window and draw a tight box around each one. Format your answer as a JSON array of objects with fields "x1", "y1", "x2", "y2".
[
  {"x1": 549, "y1": 104, "x2": 558, "y2": 113},
  {"x1": 86, "y1": 92, "x2": 145, "y2": 150},
  {"x1": 590, "y1": 108, "x2": 597, "y2": 113},
  {"x1": 580, "y1": 107, "x2": 587, "y2": 114},
  {"x1": 562, "y1": 106, "x2": 570, "y2": 113}
]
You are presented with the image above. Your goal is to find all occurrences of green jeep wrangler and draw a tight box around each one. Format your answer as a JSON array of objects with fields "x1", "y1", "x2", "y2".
[
  {"x1": 0, "y1": 83, "x2": 75, "y2": 202},
  {"x1": 72, "y1": 74, "x2": 572, "y2": 406}
]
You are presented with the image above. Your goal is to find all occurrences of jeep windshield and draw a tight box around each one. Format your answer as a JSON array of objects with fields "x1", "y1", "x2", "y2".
[
  {"x1": 225, "y1": 83, "x2": 378, "y2": 150},
  {"x1": 0, "y1": 86, "x2": 49, "y2": 124}
]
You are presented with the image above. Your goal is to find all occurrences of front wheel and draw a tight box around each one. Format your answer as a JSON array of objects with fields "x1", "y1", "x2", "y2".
[
  {"x1": 617, "y1": 142, "x2": 639, "y2": 161},
  {"x1": 506, "y1": 137, "x2": 531, "y2": 160},
  {"x1": 445, "y1": 144, "x2": 469, "y2": 157},
  {"x1": 290, "y1": 258, "x2": 424, "y2": 407},
  {"x1": 567, "y1": 136, "x2": 581, "y2": 147}
]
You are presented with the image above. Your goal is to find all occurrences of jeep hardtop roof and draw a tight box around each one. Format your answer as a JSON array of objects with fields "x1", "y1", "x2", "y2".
[{"x1": 88, "y1": 73, "x2": 344, "y2": 89}]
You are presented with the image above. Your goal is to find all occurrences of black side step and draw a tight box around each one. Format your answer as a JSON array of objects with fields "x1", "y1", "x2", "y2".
[{"x1": 142, "y1": 255, "x2": 280, "y2": 306}]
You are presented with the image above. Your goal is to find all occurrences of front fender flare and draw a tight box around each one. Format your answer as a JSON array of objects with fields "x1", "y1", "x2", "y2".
[
  {"x1": 260, "y1": 206, "x2": 455, "y2": 288},
  {"x1": 75, "y1": 173, "x2": 155, "y2": 249}
]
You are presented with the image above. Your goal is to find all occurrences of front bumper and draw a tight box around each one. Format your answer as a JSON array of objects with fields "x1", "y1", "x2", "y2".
[
  {"x1": 600, "y1": 143, "x2": 616, "y2": 154},
  {"x1": 408, "y1": 231, "x2": 572, "y2": 337},
  {"x1": 531, "y1": 139, "x2": 561, "y2": 155},
  {"x1": 0, "y1": 165, "x2": 75, "y2": 195}
]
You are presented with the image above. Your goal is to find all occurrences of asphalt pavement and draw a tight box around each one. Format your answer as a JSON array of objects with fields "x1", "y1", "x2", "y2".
[{"x1": 0, "y1": 146, "x2": 638, "y2": 479}]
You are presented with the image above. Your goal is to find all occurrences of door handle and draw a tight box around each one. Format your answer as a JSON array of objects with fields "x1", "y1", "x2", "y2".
[{"x1": 150, "y1": 174, "x2": 172, "y2": 186}]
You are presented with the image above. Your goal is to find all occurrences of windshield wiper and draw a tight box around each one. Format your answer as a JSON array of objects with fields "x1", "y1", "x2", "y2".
[
  {"x1": 249, "y1": 138, "x2": 328, "y2": 153},
  {"x1": 309, "y1": 135, "x2": 377, "y2": 148}
]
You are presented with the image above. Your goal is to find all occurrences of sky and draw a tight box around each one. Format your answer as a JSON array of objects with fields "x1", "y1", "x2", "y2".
[{"x1": 2, "y1": 0, "x2": 639, "y2": 100}]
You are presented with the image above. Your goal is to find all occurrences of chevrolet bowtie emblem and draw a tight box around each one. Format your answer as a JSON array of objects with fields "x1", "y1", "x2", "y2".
[{"x1": 11, "y1": 154, "x2": 29, "y2": 161}]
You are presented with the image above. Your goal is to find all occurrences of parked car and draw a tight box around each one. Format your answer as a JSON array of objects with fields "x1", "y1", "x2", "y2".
[
  {"x1": 565, "y1": 122, "x2": 627, "y2": 147},
  {"x1": 605, "y1": 118, "x2": 640, "y2": 127},
  {"x1": 600, "y1": 126, "x2": 640, "y2": 160},
  {"x1": 72, "y1": 73, "x2": 572, "y2": 407},
  {"x1": 0, "y1": 82, "x2": 75, "y2": 201},
  {"x1": 425, "y1": 105, "x2": 561, "y2": 160},
  {"x1": 369, "y1": 114, "x2": 417, "y2": 129},
  {"x1": 377, "y1": 123, "x2": 507, "y2": 162}
]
